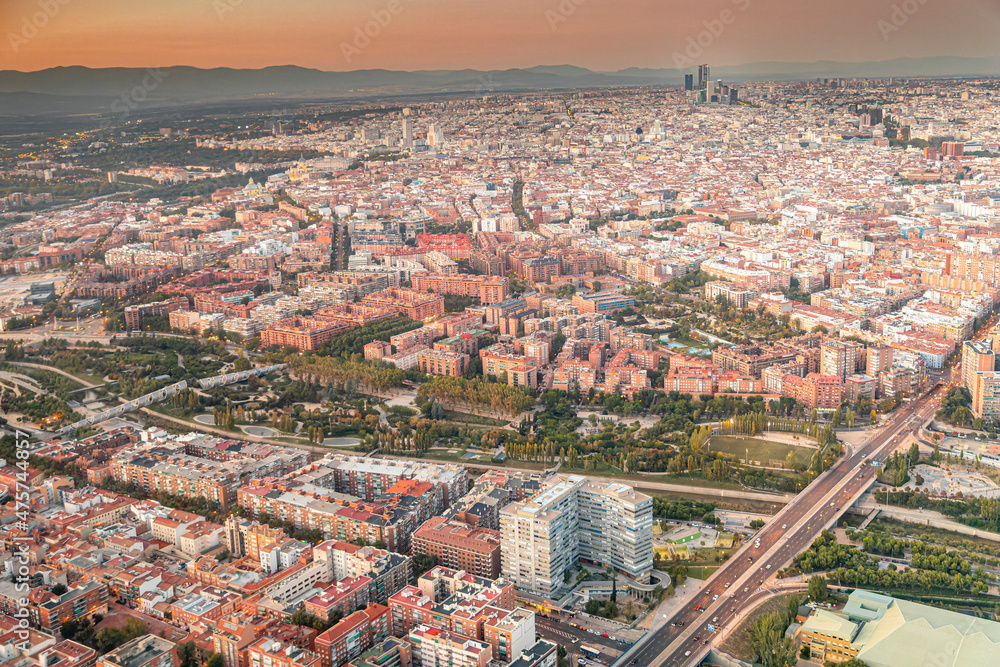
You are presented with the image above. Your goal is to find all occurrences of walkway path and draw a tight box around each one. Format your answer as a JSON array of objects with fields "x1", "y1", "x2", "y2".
[
  {"x1": 856, "y1": 496, "x2": 1000, "y2": 544},
  {"x1": 7, "y1": 361, "x2": 102, "y2": 390},
  {"x1": 439, "y1": 456, "x2": 793, "y2": 503},
  {"x1": 140, "y1": 407, "x2": 331, "y2": 453}
]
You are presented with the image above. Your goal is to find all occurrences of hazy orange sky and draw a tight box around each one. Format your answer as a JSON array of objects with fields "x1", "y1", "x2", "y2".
[{"x1": 3, "y1": 0, "x2": 1000, "y2": 72}]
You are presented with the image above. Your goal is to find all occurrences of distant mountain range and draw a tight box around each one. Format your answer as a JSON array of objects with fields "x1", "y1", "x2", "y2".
[{"x1": 2, "y1": 57, "x2": 999, "y2": 120}]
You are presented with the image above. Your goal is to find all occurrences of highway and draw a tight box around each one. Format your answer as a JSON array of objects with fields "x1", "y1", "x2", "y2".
[{"x1": 625, "y1": 383, "x2": 945, "y2": 667}]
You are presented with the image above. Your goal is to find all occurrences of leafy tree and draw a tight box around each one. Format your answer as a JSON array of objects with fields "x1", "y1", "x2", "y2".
[
  {"x1": 747, "y1": 611, "x2": 797, "y2": 667},
  {"x1": 412, "y1": 552, "x2": 438, "y2": 578},
  {"x1": 937, "y1": 386, "x2": 973, "y2": 426},
  {"x1": 178, "y1": 643, "x2": 198, "y2": 667},
  {"x1": 808, "y1": 575, "x2": 829, "y2": 602}
]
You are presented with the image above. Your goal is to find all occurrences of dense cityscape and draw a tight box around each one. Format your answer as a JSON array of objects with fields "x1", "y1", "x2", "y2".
[{"x1": 5, "y1": 3, "x2": 1000, "y2": 667}]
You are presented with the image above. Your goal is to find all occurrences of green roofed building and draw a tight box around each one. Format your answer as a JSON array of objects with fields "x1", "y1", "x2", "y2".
[{"x1": 800, "y1": 589, "x2": 1000, "y2": 666}]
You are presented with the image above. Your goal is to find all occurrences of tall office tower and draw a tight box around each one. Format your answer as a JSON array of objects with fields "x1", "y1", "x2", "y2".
[
  {"x1": 402, "y1": 118, "x2": 413, "y2": 146},
  {"x1": 427, "y1": 123, "x2": 444, "y2": 147},
  {"x1": 684, "y1": 74, "x2": 694, "y2": 91},
  {"x1": 697, "y1": 64, "x2": 710, "y2": 89},
  {"x1": 962, "y1": 340, "x2": 995, "y2": 392}
]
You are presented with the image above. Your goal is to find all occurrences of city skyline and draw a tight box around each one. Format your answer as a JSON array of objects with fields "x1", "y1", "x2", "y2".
[{"x1": 3, "y1": 0, "x2": 1000, "y2": 73}]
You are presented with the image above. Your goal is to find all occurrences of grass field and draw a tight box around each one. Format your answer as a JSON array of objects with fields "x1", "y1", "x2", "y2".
[
  {"x1": 442, "y1": 410, "x2": 510, "y2": 427},
  {"x1": 686, "y1": 565, "x2": 720, "y2": 580},
  {"x1": 707, "y1": 435, "x2": 814, "y2": 469},
  {"x1": 420, "y1": 450, "x2": 549, "y2": 470}
]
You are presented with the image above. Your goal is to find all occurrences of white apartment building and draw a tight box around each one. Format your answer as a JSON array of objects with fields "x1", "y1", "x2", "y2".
[
  {"x1": 423, "y1": 251, "x2": 458, "y2": 275},
  {"x1": 409, "y1": 626, "x2": 491, "y2": 667},
  {"x1": 499, "y1": 476, "x2": 582, "y2": 598},
  {"x1": 577, "y1": 481, "x2": 654, "y2": 580},
  {"x1": 499, "y1": 475, "x2": 653, "y2": 598}
]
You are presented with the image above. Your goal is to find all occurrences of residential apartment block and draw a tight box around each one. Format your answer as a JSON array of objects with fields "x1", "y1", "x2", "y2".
[
  {"x1": 412, "y1": 516, "x2": 501, "y2": 579},
  {"x1": 499, "y1": 475, "x2": 652, "y2": 598}
]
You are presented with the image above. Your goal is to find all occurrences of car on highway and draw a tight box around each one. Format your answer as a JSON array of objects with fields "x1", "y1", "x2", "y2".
[{"x1": 781, "y1": 524, "x2": 786, "y2": 529}]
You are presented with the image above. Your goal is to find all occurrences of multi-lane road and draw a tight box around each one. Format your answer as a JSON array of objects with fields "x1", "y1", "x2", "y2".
[{"x1": 623, "y1": 383, "x2": 944, "y2": 667}]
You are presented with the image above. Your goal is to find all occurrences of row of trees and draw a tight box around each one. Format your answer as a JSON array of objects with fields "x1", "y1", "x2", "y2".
[
  {"x1": 371, "y1": 427, "x2": 433, "y2": 454},
  {"x1": 168, "y1": 388, "x2": 201, "y2": 412},
  {"x1": 288, "y1": 353, "x2": 407, "y2": 394},
  {"x1": 315, "y1": 316, "x2": 422, "y2": 357},
  {"x1": 213, "y1": 405, "x2": 237, "y2": 430},
  {"x1": 417, "y1": 376, "x2": 536, "y2": 418},
  {"x1": 877, "y1": 489, "x2": 1000, "y2": 533}
]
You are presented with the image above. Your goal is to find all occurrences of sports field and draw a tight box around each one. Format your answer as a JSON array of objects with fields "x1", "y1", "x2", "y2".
[{"x1": 707, "y1": 435, "x2": 813, "y2": 469}]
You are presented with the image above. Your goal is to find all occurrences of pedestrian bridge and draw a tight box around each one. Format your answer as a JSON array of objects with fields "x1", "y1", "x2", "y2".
[{"x1": 55, "y1": 363, "x2": 287, "y2": 437}]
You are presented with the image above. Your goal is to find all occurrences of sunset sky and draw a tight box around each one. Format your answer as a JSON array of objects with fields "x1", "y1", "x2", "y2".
[{"x1": 3, "y1": 0, "x2": 1000, "y2": 72}]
